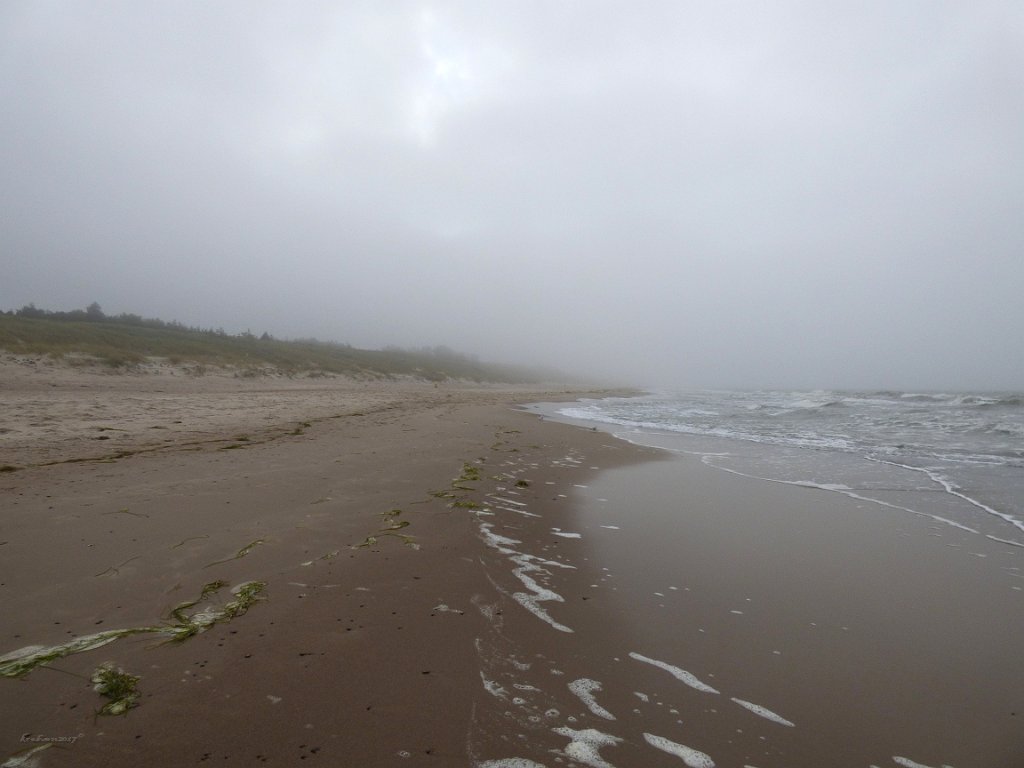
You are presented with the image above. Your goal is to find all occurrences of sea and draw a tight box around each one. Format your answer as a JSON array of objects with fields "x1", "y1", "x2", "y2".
[{"x1": 549, "y1": 389, "x2": 1024, "y2": 548}]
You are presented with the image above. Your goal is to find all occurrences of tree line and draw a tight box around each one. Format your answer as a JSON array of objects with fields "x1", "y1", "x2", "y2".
[{"x1": 6, "y1": 302, "x2": 274, "y2": 340}]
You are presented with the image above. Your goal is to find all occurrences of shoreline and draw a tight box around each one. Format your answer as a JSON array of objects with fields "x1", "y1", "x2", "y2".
[
  {"x1": 0, "y1": 367, "x2": 649, "y2": 767},
  {"x1": 5, "y1": 367, "x2": 1021, "y2": 766},
  {"x1": 502, "y1": 407, "x2": 1024, "y2": 767}
]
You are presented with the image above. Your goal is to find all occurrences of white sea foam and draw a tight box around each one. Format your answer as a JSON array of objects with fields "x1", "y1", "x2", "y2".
[
  {"x1": 479, "y1": 523, "x2": 522, "y2": 549},
  {"x1": 986, "y1": 535, "x2": 1024, "y2": 548},
  {"x1": 568, "y1": 678, "x2": 616, "y2": 720},
  {"x1": 628, "y1": 652, "x2": 719, "y2": 694},
  {"x1": 642, "y1": 733, "x2": 715, "y2": 767},
  {"x1": 489, "y1": 496, "x2": 528, "y2": 507},
  {"x1": 892, "y1": 757, "x2": 953, "y2": 768},
  {"x1": 730, "y1": 697, "x2": 795, "y2": 727},
  {"x1": 492, "y1": 504, "x2": 542, "y2": 518},
  {"x1": 478, "y1": 518, "x2": 573, "y2": 631},
  {"x1": 476, "y1": 759, "x2": 548, "y2": 768},
  {"x1": 871, "y1": 457, "x2": 1024, "y2": 535},
  {"x1": 557, "y1": 391, "x2": 1024, "y2": 547},
  {"x1": 432, "y1": 603, "x2": 464, "y2": 615},
  {"x1": 552, "y1": 727, "x2": 622, "y2": 768},
  {"x1": 600, "y1": 525, "x2": 621, "y2": 530},
  {"x1": 707, "y1": 461, "x2": 981, "y2": 535},
  {"x1": 512, "y1": 590, "x2": 572, "y2": 633},
  {"x1": 552, "y1": 531, "x2": 582, "y2": 539},
  {"x1": 481, "y1": 673, "x2": 507, "y2": 699}
]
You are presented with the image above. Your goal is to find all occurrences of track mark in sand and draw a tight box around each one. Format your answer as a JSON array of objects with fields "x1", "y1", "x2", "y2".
[
  {"x1": 94, "y1": 555, "x2": 140, "y2": 577},
  {"x1": 204, "y1": 538, "x2": 265, "y2": 568},
  {"x1": 171, "y1": 534, "x2": 210, "y2": 549},
  {"x1": 103, "y1": 507, "x2": 149, "y2": 518}
]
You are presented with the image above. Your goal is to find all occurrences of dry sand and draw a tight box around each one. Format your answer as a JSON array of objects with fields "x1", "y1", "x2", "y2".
[{"x1": 0, "y1": 358, "x2": 642, "y2": 767}]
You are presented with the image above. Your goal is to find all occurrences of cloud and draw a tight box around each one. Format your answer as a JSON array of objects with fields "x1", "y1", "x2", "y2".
[{"x1": 2, "y1": 1, "x2": 1021, "y2": 389}]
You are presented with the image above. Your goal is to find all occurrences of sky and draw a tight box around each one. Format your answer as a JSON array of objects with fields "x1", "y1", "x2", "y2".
[{"x1": 2, "y1": 1, "x2": 1022, "y2": 390}]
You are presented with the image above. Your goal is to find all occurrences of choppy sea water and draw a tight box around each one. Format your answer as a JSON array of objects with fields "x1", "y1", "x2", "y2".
[{"x1": 554, "y1": 390, "x2": 1024, "y2": 547}]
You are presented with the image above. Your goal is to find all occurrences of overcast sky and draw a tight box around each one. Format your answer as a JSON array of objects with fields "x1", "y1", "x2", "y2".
[{"x1": 2, "y1": 2, "x2": 1022, "y2": 389}]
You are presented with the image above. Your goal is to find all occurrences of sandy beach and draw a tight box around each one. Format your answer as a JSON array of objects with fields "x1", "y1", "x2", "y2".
[
  {"x1": 0, "y1": 360, "x2": 643, "y2": 766},
  {"x1": 2, "y1": 362, "x2": 1022, "y2": 767}
]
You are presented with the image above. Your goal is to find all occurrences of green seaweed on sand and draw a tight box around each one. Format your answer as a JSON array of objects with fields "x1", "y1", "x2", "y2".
[
  {"x1": 169, "y1": 580, "x2": 229, "y2": 624},
  {"x1": 383, "y1": 532, "x2": 419, "y2": 549},
  {"x1": 0, "y1": 628, "x2": 157, "y2": 678},
  {"x1": 452, "y1": 499, "x2": 480, "y2": 509},
  {"x1": 164, "y1": 580, "x2": 266, "y2": 641},
  {"x1": 489, "y1": 426, "x2": 522, "y2": 451},
  {"x1": 515, "y1": 479, "x2": 531, "y2": 488},
  {"x1": 0, "y1": 581, "x2": 267, "y2": 677},
  {"x1": 2, "y1": 744, "x2": 52, "y2": 767},
  {"x1": 355, "y1": 531, "x2": 419, "y2": 550},
  {"x1": 0, "y1": 465, "x2": 21, "y2": 473},
  {"x1": 301, "y1": 549, "x2": 340, "y2": 566},
  {"x1": 203, "y1": 538, "x2": 265, "y2": 568},
  {"x1": 354, "y1": 507, "x2": 419, "y2": 550},
  {"x1": 91, "y1": 663, "x2": 140, "y2": 715},
  {"x1": 451, "y1": 461, "x2": 482, "y2": 490},
  {"x1": 379, "y1": 509, "x2": 410, "y2": 531},
  {"x1": 221, "y1": 581, "x2": 266, "y2": 620}
]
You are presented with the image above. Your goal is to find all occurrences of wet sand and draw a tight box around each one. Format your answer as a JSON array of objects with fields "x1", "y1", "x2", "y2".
[
  {"x1": 471, "y1": 450, "x2": 1024, "y2": 767},
  {"x1": 3, "y1": 363, "x2": 1022, "y2": 766}
]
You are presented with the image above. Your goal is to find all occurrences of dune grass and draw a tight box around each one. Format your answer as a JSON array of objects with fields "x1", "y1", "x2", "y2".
[{"x1": 0, "y1": 312, "x2": 560, "y2": 383}]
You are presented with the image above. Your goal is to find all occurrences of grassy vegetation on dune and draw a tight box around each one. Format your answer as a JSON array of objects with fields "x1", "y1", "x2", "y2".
[{"x1": 0, "y1": 308, "x2": 561, "y2": 383}]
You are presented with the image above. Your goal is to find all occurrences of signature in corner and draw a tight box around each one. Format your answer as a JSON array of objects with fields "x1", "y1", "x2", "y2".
[{"x1": 20, "y1": 733, "x2": 84, "y2": 744}]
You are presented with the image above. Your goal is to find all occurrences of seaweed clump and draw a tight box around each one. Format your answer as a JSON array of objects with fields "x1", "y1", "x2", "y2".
[
  {"x1": 164, "y1": 580, "x2": 267, "y2": 642},
  {"x1": 91, "y1": 663, "x2": 140, "y2": 715}
]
